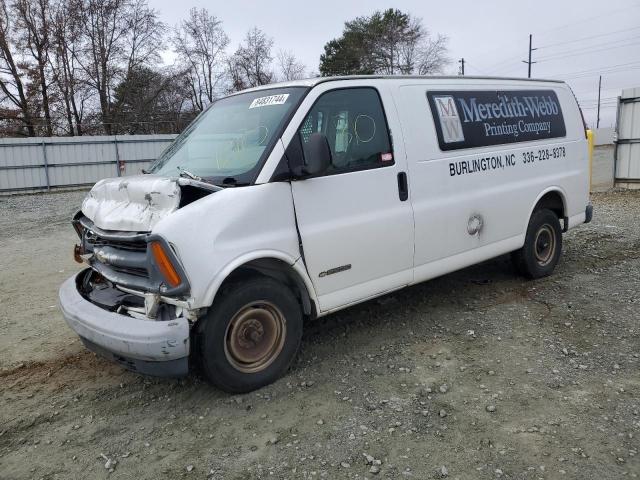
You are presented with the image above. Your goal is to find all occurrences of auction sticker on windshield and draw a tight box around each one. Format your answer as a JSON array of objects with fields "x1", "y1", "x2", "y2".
[{"x1": 249, "y1": 94, "x2": 290, "y2": 109}]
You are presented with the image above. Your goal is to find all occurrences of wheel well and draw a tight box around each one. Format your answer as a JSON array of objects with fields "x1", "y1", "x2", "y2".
[
  {"x1": 534, "y1": 191, "x2": 565, "y2": 219},
  {"x1": 218, "y1": 258, "x2": 316, "y2": 318}
]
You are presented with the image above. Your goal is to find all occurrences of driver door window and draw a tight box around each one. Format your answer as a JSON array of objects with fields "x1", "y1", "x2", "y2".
[{"x1": 299, "y1": 88, "x2": 394, "y2": 174}]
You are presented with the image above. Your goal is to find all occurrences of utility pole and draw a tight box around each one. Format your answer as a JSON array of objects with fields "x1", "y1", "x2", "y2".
[
  {"x1": 458, "y1": 58, "x2": 465, "y2": 76},
  {"x1": 596, "y1": 75, "x2": 602, "y2": 128},
  {"x1": 522, "y1": 34, "x2": 537, "y2": 78}
]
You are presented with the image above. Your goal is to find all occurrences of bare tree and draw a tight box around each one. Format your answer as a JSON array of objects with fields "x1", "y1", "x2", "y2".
[
  {"x1": 0, "y1": 2, "x2": 312, "y2": 136},
  {"x1": 125, "y1": 0, "x2": 164, "y2": 72},
  {"x1": 0, "y1": 0, "x2": 36, "y2": 135},
  {"x1": 394, "y1": 17, "x2": 449, "y2": 76},
  {"x1": 226, "y1": 56, "x2": 246, "y2": 92},
  {"x1": 276, "y1": 49, "x2": 305, "y2": 81},
  {"x1": 14, "y1": 0, "x2": 54, "y2": 135},
  {"x1": 172, "y1": 7, "x2": 228, "y2": 111},
  {"x1": 156, "y1": 68, "x2": 195, "y2": 132},
  {"x1": 49, "y1": 0, "x2": 85, "y2": 135},
  {"x1": 75, "y1": 0, "x2": 122, "y2": 134},
  {"x1": 228, "y1": 27, "x2": 274, "y2": 91},
  {"x1": 414, "y1": 33, "x2": 449, "y2": 74},
  {"x1": 74, "y1": 0, "x2": 164, "y2": 134}
]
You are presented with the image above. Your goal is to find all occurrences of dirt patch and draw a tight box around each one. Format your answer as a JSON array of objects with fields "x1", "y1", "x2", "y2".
[{"x1": 1, "y1": 189, "x2": 639, "y2": 479}]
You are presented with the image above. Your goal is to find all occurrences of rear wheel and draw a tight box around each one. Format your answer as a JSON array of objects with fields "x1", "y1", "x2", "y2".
[
  {"x1": 197, "y1": 277, "x2": 303, "y2": 393},
  {"x1": 511, "y1": 208, "x2": 562, "y2": 279}
]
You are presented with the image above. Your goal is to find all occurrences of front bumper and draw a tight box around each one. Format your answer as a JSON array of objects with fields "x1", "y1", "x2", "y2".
[{"x1": 59, "y1": 272, "x2": 190, "y2": 377}]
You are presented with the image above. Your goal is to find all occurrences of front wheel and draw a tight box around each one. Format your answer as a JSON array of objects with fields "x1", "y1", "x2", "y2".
[
  {"x1": 197, "y1": 277, "x2": 303, "y2": 393},
  {"x1": 511, "y1": 208, "x2": 563, "y2": 279}
]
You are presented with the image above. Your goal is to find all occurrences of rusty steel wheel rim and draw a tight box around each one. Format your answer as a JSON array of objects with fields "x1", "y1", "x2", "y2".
[
  {"x1": 224, "y1": 301, "x2": 286, "y2": 374},
  {"x1": 534, "y1": 224, "x2": 556, "y2": 266}
]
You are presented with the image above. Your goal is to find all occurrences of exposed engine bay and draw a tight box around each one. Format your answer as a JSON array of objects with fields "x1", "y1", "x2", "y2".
[{"x1": 72, "y1": 175, "x2": 216, "y2": 321}]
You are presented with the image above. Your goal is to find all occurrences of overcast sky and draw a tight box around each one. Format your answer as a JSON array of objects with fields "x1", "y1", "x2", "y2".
[{"x1": 153, "y1": 0, "x2": 640, "y2": 128}]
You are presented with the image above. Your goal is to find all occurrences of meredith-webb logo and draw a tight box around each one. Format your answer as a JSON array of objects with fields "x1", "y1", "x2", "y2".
[{"x1": 434, "y1": 96, "x2": 465, "y2": 143}]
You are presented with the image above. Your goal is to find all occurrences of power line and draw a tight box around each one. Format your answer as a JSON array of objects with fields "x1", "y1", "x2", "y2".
[
  {"x1": 572, "y1": 85, "x2": 631, "y2": 95},
  {"x1": 547, "y1": 60, "x2": 640, "y2": 79},
  {"x1": 484, "y1": 56, "x2": 525, "y2": 75},
  {"x1": 562, "y1": 67, "x2": 640, "y2": 80},
  {"x1": 533, "y1": 4, "x2": 640, "y2": 35},
  {"x1": 579, "y1": 99, "x2": 618, "y2": 105},
  {"x1": 579, "y1": 104, "x2": 618, "y2": 110},
  {"x1": 476, "y1": 4, "x2": 640, "y2": 73},
  {"x1": 463, "y1": 61, "x2": 489, "y2": 75},
  {"x1": 536, "y1": 25, "x2": 640, "y2": 49},
  {"x1": 487, "y1": 42, "x2": 638, "y2": 76},
  {"x1": 564, "y1": 65, "x2": 640, "y2": 80},
  {"x1": 480, "y1": 6, "x2": 640, "y2": 75},
  {"x1": 539, "y1": 35, "x2": 640, "y2": 58},
  {"x1": 579, "y1": 101, "x2": 619, "y2": 105},
  {"x1": 560, "y1": 65, "x2": 640, "y2": 80},
  {"x1": 579, "y1": 99, "x2": 619, "y2": 103},
  {"x1": 578, "y1": 99, "x2": 619, "y2": 104},
  {"x1": 537, "y1": 38, "x2": 640, "y2": 62}
]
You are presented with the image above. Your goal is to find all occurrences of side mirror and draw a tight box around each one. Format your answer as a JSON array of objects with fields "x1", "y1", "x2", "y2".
[{"x1": 301, "y1": 133, "x2": 331, "y2": 177}]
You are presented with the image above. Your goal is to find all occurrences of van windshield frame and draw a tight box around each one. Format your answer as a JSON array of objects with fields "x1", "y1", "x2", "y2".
[{"x1": 149, "y1": 86, "x2": 309, "y2": 186}]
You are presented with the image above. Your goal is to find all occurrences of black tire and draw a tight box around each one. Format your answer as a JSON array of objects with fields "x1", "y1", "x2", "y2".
[
  {"x1": 511, "y1": 208, "x2": 562, "y2": 279},
  {"x1": 197, "y1": 277, "x2": 303, "y2": 393}
]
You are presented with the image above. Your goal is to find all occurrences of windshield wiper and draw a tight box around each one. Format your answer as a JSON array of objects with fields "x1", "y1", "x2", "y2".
[{"x1": 177, "y1": 166, "x2": 202, "y2": 182}]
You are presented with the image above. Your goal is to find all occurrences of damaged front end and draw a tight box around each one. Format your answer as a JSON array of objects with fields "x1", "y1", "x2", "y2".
[
  {"x1": 59, "y1": 174, "x2": 217, "y2": 377},
  {"x1": 70, "y1": 174, "x2": 218, "y2": 322},
  {"x1": 72, "y1": 213, "x2": 195, "y2": 321}
]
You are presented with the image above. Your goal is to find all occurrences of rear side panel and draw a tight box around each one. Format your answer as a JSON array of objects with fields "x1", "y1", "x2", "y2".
[{"x1": 392, "y1": 80, "x2": 588, "y2": 282}]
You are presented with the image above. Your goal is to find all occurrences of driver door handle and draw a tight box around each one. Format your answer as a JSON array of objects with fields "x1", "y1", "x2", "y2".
[{"x1": 397, "y1": 171, "x2": 408, "y2": 201}]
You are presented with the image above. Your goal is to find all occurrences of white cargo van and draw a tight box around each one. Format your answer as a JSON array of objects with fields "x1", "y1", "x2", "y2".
[{"x1": 59, "y1": 76, "x2": 592, "y2": 392}]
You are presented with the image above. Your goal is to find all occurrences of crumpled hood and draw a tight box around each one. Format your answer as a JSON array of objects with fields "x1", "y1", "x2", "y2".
[{"x1": 82, "y1": 175, "x2": 181, "y2": 232}]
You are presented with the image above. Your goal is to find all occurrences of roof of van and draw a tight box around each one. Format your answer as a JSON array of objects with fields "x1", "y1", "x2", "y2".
[{"x1": 242, "y1": 75, "x2": 566, "y2": 93}]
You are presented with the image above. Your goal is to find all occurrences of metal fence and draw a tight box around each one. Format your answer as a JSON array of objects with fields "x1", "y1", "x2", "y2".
[
  {"x1": 615, "y1": 87, "x2": 640, "y2": 189},
  {"x1": 0, "y1": 134, "x2": 177, "y2": 194}
]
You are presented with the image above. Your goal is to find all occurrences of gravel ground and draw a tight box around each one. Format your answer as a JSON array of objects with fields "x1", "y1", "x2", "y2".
[{"x1": 0, "y1": 189, "x2": 639, "y2": 480}]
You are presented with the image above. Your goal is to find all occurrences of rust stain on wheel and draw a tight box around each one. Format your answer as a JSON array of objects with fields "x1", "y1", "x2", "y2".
[
  {"x1": 534, "y1": 224, "x2": 556, "y2": 267},
  {"x1": 224, "y1": 301, "x2": 286, "y2": 374}
]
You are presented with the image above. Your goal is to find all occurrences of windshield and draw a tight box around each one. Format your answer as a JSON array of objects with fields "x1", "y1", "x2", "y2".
[{"x1": 150, "y1": 87, "x2": 307, "y2": 185}]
